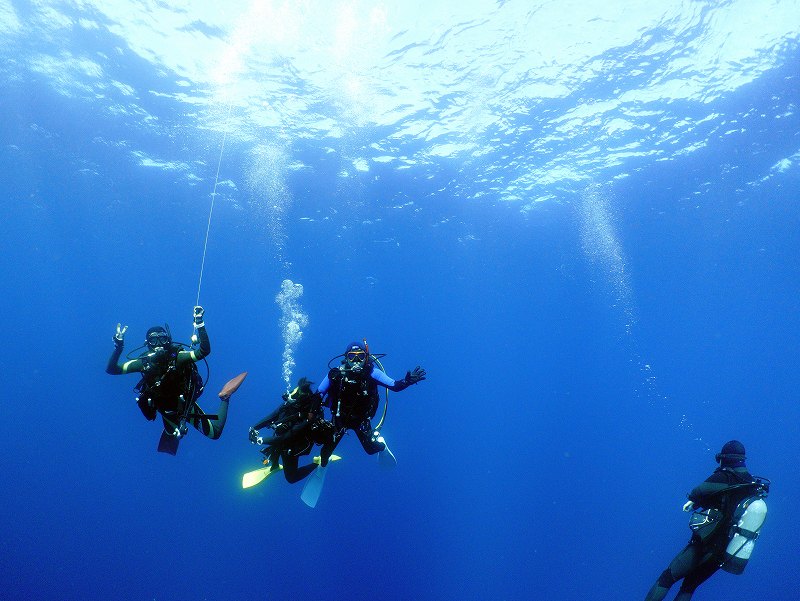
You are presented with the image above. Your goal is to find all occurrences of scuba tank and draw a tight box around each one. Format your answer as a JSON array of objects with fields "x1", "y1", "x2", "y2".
[
  {"x1": 720, "y1": 496, "x2": 767, "y2": 574},
  {"x1": 720, "y1": 476, "x2": 770, "y2": 574}
]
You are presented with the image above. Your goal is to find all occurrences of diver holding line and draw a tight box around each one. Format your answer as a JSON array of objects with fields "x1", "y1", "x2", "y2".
[{"x1": 106, "y1": 305, "x2": 246, "y2": 455}]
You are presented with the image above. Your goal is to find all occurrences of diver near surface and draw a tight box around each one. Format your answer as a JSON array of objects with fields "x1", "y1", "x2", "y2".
[
  {"x1": 644, "y1": 440, "x2": 769, "y2": 601},
  {"x1": 106, "y1": 306, "x2": 235, "y2": 454},
  {"x1": 316, "y1": 341, "x2": 426, "y2": 468},
  {"x1": 247, "y1": 377, "x2": 335, "y2": 484}
]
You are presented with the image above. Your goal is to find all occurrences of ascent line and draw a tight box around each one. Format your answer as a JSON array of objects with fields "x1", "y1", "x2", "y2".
[{"x1": 195, "y1": 104, "x2": 233, "y2": 307}]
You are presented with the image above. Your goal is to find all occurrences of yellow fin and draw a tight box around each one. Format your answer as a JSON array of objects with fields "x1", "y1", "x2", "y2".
[
  {"x1": 242, "y1": 465, "x2": 283, "y2": 489},
  {"x1": 313, "y1": 454, "x2": 341, "y2": 465}
]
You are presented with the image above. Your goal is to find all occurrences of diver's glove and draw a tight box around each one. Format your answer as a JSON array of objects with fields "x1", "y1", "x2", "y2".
[
  {"x1": 683, "y1": 500, "x2": 695, "y2": 512},
  {"x1": 404, "y1": 366, "x2": 426, "y2": 385},
  {"x1": 113, "y1": 323, "x2": 128, "y2": 348},
  {"x1": 193, "y1": 305, "x2": 205, "y2": 327},
  {"x1": 248, "y1": 427, "x2": 263, "y2": 445}
]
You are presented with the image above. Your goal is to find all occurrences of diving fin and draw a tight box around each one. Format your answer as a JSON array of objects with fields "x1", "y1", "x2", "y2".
[
  {"x1": 219, "y1": 372, "x2": 248, "y2": 400},
  {"x1": 378, "y1": 442, "x2": 397, "y2": 470},
  {"x1": 242, "y1": 464, "x2": 283, "y2": 489},
  {"x1": 243, "y1": 456, "x2": 341, "y2": 490},
  {"x1": 157, "y1": 430, "x2": 180, "y2": 455},
  {"x1": 300, "y1": 465, "x2": 328, "y2": 508},
  {"x1": 313, "y1": 454, "x2": 341, "y2": 465},
  {"x1": 374, "y1": 433, "x2": 396, "y2": 469}
]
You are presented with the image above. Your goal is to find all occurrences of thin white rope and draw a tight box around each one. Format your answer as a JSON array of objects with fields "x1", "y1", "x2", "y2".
[{"x1": 195, "y1": 106, "x2": 233, "y2": 308}]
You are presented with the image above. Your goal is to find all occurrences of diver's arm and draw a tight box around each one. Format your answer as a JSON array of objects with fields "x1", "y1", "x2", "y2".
[
  {"x1": 106, "y1": 344, "x2": 125, "y2": 374},
  {"x1": 190, "y1": 306, "x2": 210, "y2": 360},
  {"x1": 191, "y1": 323, "x2": 210, "y2": 360},
  {"x1": 387, "y1": 379, "x2": 409, "y2": 392},
  {"x1": 371, "y1": 367, "x2": 405, "y2": 391},
  {"x1": 106, "y1": 334, "x2": 143, "y2": 375},
  {"x1": 317, "y1": 375, "x2": 331, "y2": 395},
  {"x1": 259, "y1": 418, "x2": 308, "y2": 446},
  {"x1": 252, "y1": 405, "x2": 283, "y2": 430},
  {"x1": 176, "y1": 324, "x2": 210, "y2": 366},
  {"x1": 372, "y1": 365, "x2": 426, "y2": 392},
  {"x1": 315, "y1": 375, "x2": 333, "y2": 411},
  {"x1": 687, "y1": 480, "x2": 731, "y2": 506}
]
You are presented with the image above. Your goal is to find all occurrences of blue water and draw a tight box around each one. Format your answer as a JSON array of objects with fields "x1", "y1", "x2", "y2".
[{"x1": 2, "y1": 2, "x2": 799, "y2": 600}]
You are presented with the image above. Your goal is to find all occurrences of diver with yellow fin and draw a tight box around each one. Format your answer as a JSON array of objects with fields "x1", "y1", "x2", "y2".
[
  {"x1": 106, "y1": 306, "x2": 246, "y2": 455},
  {"x1": 644, "y1": 440, "x2": 769, "y2": 601},
  {"x1": 243, "y1": 377, "x2": 337, "y2": 489}
]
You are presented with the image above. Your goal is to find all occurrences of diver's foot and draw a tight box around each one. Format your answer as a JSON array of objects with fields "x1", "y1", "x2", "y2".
[
  {"x1": 165, "y1": 427, "x2": 182, "y2": 439},
  {"x1": 377, "y1": 435, "x2": 386, "y2": 448},
  {"x1": 372, "y1": 430, "x2": 387, "y2": 449}
]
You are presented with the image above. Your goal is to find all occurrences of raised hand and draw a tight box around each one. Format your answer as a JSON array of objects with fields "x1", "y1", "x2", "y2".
[
  {"x1": 405, "y1": 366, "x2": 426, "y2": 385},
  {"x1": 114, "y1": 323, "x2": 128, "y2": 347}
]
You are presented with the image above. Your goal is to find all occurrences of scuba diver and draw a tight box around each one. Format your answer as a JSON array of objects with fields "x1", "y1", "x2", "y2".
[
  {"x1": 644, "y1": 440, "x2": 769, "y2": 601},
  {"x1": 316, "y1": 341, "x2": 426, "y2": 468},
  {"x1": 247, "y1": 377, "x2": 335, "y2": 484},
  {"x1": 293, "y1": 340, "x2": 425, "y2": 508},
  {"x1": 106, "y1": 306, "x2": 237, "y2": 455}
]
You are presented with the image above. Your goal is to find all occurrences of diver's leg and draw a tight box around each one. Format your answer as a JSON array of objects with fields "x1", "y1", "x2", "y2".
[
  {"x1": 674, "y1": 556, "x2": 719, "y2": 601},
  {"x1": 190, "y1": 399, "x2": 229, "y2": 439},
  {"x1": 644, "y1": 569, "x2": 676, "y2": 601},
  {"x1": 644, "y1": 543, "x2": 700, "y2": 601},
  {"x1": 355, "y1": 419, "x2": 384, "y2": 455},
  {"x1": 319, "y1": 434, "x2": 340, "y2": 467},
  {"x1": 261, "y1": 446, "x2": 281, "y2": 471},
  {"x1": 282, "y1": 454, "x2": 317, "y2": 484},
  {"x1": 161, "y1": 414, "x2": 179, "y2": 436}
]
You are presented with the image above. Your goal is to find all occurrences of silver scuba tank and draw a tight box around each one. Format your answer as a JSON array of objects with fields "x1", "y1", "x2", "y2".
[{"x1": 721, "y1": 496, "x2": 767, "y2": 574}]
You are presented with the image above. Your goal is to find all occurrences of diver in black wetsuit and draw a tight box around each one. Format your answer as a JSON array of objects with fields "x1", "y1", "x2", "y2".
[
  {"x1": 644, "y1": 440, "x2": 769, "y2": 601},
  {"x1": 315, "y1": 341, "x2": 426, "y2": 466},
  {"x1": 248, "y1": 377, "x2": 334, "y2": 484},
  {"x1": 106, "y1": 306, "x2": 230, "y2": 453}
]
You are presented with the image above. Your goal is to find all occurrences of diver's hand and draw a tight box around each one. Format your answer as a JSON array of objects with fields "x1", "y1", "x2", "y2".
[
  {"x1": 193, "y1": 305, "x2": 205, "y2": 326},
  {"x1": 114, "y1": 323, "x2": 128, "y2": 348},
  {"x1": 248, "y1": 427, "x2": 263, "y2": 445},
  {"x1": 683, "y1": 500, "x2": 694, "y2": 512},
  {"x1": 405, "y1": 366, "x2": 426, "y2": 385}
]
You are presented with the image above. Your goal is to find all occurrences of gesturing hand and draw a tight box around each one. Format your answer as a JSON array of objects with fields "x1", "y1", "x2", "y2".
[
  {"x1": 114, "y1": 323, "x2": 128, "y2": 347},
  {"x1": 405, "y1": 366, "x2": 426, "y2": 385}
]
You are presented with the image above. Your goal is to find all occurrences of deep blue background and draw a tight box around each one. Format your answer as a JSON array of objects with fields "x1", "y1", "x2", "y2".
[{"x1": 2, "y1": 19, "x2": 800, "y2": 601}]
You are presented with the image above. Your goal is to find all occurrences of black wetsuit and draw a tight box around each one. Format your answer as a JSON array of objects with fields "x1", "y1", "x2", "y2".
[
  {"x1": 644, "y1": 466, "x2": 759, "y2": 601},
  {"x1": 106, "y1": 325, "x2": 228, "y2": 439},
  {"x1": 252, "y1": 393, "x2": 333, "y2": 484}
]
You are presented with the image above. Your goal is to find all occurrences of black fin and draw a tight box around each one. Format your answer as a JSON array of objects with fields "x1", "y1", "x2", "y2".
[{"x1": 157, "y1": 430, "x2": 180, "y2": 455}]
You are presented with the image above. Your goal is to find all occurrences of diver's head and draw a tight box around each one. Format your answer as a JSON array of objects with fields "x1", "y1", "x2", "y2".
[
  {"x1": 145, "y1": 326, "x2": 172, "y2": 351},
  {"x1": 715, "y1": 440, "x2": 746, "y2": 467},
  {"x1": 283, "y1": 377, "x2": 313, "y2": 403},
  {"x1": 343, "y1": 341, "x2": 368, "y2": 369}
]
